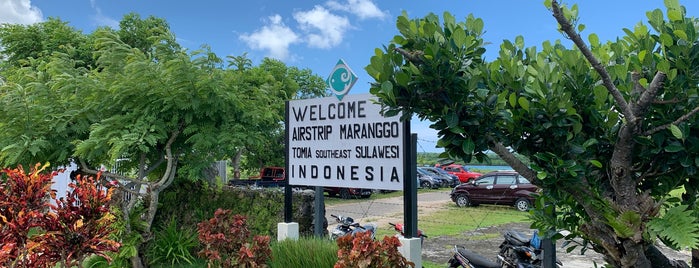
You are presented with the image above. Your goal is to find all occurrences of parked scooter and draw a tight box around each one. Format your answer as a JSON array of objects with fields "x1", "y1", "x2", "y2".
[
  {"x1": 329, "y1": 214, "x2": 377, "y2": 240},
  {"x1": 388, "y1": 222, "x2": 427, "y2": 245},
  {"x1": 447, "y1": 230, "x2": 562, "y2": 268},
  {"x1": 497, "y1": 230, "x2": 562, "y2": 268}
]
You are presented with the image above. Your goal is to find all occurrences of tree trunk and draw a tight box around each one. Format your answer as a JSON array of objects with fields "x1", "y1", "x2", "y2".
[{"x1": 232, "y1": 150, "x2": 243, "y2": 180}]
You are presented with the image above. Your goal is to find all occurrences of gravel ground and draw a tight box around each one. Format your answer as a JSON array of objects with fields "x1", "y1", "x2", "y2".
[{"x1": 326, "y1": 191, "x2": 692, "y2": 267}]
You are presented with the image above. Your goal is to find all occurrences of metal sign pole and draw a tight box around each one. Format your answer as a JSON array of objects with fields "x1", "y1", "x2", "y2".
[
  {"x1": 284, "y1": 101, "x2": 292, "y2": 223},
  {"x1": 403, "y1": 122, "x2": 417, "y2": 238}
]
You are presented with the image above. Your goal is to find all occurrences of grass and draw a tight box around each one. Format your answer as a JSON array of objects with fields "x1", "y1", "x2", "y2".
[
  {"x1": 270, "y1": 237, "x2": 338, "y2": 268},
  {"x1": 419, "y1": 204, "x2": 530, "y2": 237}
]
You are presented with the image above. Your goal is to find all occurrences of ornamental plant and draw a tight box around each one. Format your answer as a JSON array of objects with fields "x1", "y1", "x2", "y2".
[
  {"x1": 334, "y1": 232, "x2": 414, "y2": 268},
  {"x1": 0, "y1": 163, "x2": 120, "y2": 267},
  {"x1": 197, "y1": 208, "x2": 271, "y2": 268}
]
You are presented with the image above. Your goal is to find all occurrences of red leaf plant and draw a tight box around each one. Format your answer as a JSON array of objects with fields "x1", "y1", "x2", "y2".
[
  {"x1": 197, "y1": 208, "x2": 271, "y2": 268},
  {"x1": 0, "y1": 163, "x2": 120, "y2": 268},
  {"x1": 334, "y1": 232, "x2": 415, "y2": 268}
]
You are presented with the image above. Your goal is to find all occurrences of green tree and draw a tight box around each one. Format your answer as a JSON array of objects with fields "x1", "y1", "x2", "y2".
[
  {"x1": 0, "y1": 15, "x2": 326, "y2": 267},
  {"x1": 0, "y1": 18, "x2": 93, "y2": 70},
  {"x1": 366, "y1": 1, "x2": 699, "y2": 267}
]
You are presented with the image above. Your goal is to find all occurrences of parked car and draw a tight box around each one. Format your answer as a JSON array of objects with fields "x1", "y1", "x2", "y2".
[
  {"x1": 436, "y1": 163, "x2": 482, "y2": 183},
  {"x1": 450, "y1": 170, "x2": 539, "y2": 211},
  {"x1": 417, "y1": 170, "x2": 441, "y2": 189},
  {"x1": 324, "y1": 187, "x2": 373, "y2": 199},
  {"x1": 420, "y1": 166, "x2": 460, "y2": 187}
]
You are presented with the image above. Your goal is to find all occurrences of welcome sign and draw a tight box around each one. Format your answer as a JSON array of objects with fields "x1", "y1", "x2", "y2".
[{"x1": 286, "y1": 94, "x2": 404, "y2": 191}]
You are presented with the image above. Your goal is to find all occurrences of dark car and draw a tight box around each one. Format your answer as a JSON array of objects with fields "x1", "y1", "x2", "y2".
[
  {"x1": 417, "y1": 168, "x2": 442, "y2": 189},
  {"x1": 420, "y1": 167, "x2": 460, "y2": 187},
  {"x1": 324, "y1": 187, "x2": 372, "y2": 199},
  {"x1": 449, "y1": 170, "x2": 539, "y2": 211}
]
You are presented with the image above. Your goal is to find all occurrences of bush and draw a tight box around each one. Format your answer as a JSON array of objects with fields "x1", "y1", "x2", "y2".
[
  {"x1": 146, "y1": 219, "x2": 199, "y2": 266},
  {"x1": 0, "y1": 163, "x2": 120, "y2": 267},
  {"x1": 269, "y1": 237, "x2": 338, "y2": 268},
  {"x1": 197, "y1": 209, "x2": 271, "y2": 267},
  {"x1": 335, "y1": 232, "x2": 414, "y2": 268}
]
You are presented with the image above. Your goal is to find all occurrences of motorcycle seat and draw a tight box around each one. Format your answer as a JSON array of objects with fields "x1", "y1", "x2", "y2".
[
  {"x1": 504, "y1": 230, "x2": 530, "y2": 246},
  {"x1": 456, "y1": 247, "x2": 500, "y2": 268}
]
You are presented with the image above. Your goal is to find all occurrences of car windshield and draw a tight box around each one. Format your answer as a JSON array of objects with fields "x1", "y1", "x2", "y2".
[
  {"x1": 417, "y1": 168, "x2": 431, "y2": 175},
  {"x1": 518, "y1": 175, "x2": 531, "y2": 184}
]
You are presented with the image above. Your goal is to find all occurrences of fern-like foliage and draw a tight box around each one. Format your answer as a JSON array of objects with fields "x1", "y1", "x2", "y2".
[{"x1": 647, "y1": 205, "x2": 699, "y2": 250}]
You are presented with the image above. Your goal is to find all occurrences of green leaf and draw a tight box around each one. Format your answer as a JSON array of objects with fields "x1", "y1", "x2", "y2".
[
  {"x1": 588, "y1": 33, "x2": 600, "y2": 46},
  {"x1": 537, "y1": 172, "x2": 547, "y2": 180},
  {"x1": 446, "y1": 111, "x2": 459, "y2": 128},
  {"x1": 515, "y1": 35, "x2": 524, "y2": 49},
  {"x1": 667, "y1": 9, "x2": 683, "y2": 22},
  {"x1": 590, "y1": 160, "x2": 602, "y2": 168},
  {"x1": 593, "y1": 85, "x2": 608, "y2": 106},
  {"x1": 648, "y1": 205, "x2": 699, "y2": 249},
  {"x1": 461, "y1": 139, "x2": 475, "y2": 154},
  {"x1": 659, "y1": 33, "x2": 674, "y2": 47},
  {"x1": 517, "y1": 97, "x2": 530, "y2": 112},
  {"x1": 509, "y1": 93, "x2": 517, "y2": 108},
  {"x1": 668, "y1": 124, "x2": 683, "y2": 139},
  {"x1": 664, "y1": 142, "x2": 684, "y2": 153}
]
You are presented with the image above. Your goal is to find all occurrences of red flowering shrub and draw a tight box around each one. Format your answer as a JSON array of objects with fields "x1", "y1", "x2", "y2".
[
  {"x1": 334, "y1": 232, "x2": 415, "y2": 268},
  {"x1": 197, "y1": 208, "x2": 271, "y2": 267},
  {"x1": 0, "y1": 163, "x2": 120, "y2": 267}
]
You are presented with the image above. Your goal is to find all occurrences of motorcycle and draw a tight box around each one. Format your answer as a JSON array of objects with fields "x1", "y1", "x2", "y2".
[
  {"x1": 329, "y1": 214, "x2": 377, "y2": 240},
  {"x1": 498, "y1": 230, "x2": 562, "y2": 268},
  {"x1": 448, "y1": 230, "x2": 562, "y2": 268},
  {"x1": 388, "y1": 222, "x2": 427, "y2": 245}
]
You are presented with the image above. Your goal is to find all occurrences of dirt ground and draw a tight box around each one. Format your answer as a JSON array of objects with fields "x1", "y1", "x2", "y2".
[{"x1": 327, "y1": 194, "x2": 692, "y2": 267}]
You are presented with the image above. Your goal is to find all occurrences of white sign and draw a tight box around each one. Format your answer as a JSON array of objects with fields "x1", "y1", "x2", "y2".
[{"x1": 287, "y1": 94, "x2": 404, "y2": 191}]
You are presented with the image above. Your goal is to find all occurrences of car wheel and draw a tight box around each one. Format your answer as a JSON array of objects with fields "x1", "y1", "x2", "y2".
[
  {"x1": 420, "y1": 181, "x2": 431, "y2": 189},
  {"x1": 340, "y1": 188, "x2": 351, "y2": 199},
  {"x1": 515, "y1": 198, "x2": 531, "y2": 212},
  {"x1": 454, "y1": 194, "x2": 470, "y2": 207}
]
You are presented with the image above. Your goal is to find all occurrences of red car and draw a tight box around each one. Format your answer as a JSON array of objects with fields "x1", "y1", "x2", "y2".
[
  {"x1": 436, "y1": 164, "x2": 482, "y2": 183},
  {"x1": 450, "y1": 170, "x2": 539, "y2": 211}
]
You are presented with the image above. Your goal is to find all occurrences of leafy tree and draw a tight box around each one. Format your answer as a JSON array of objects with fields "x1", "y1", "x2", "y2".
[
  {"x1": 0, "y1": 14, "x2": 327, "y2": 268},
  {"x1": 366, "y1": 1, "x2": 699, "y2": 267},
  {"x1": 0, "y1": 18, "x2": 93, "y2": 70}
]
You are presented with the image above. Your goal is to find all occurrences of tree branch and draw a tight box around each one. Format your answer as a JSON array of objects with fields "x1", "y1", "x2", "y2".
[
  {"x1": 633, "y1": 72, "x2": 666, "y2": 116},
  {"x1": 643, "y1": 106, "x2": 699, "y2": 136},
  {"x1": 152, "y1": 125, "x2": 181, "y2": 189},
  {"x1": 550, "y1": 0, "x2": 636, "y2": 123},
  {"x1": 77, "y1": 157, "x2": 144, "y2": 184},
  {"x1": 486, "y1": 136, "x2": 537, "y2": 182}
]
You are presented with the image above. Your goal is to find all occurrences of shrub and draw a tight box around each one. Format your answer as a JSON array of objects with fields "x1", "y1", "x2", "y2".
[
  {"x1": 146, "y1": 219, "x2": 199, "y2": 266},
  {"x1": 197, "y1": 208, "x2": 271, "y2": 267},
  {"x1": 0, "y1": 163, "x2": 120, "y2": 267},
  {"x1": 269, "y1": 237, "x2": 338, "y2": 268},
  {"x1": 335, "y1": 232, "x2": 414, "y2": 268}
]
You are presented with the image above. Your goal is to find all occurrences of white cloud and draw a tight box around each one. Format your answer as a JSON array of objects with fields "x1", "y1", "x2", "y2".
[
  {"x1": 89, "y1": 0, "x2": 119, "y2": 28},
  {"x1": 325, "y1": 0, "x2": 388, "y2": 20},
  {"x1": 293, "y1": 5, "x2": 350, "y2": 49},
  {"x1": 0, "y1": 0, "x2": 43, "y2": 25},
  {"x1": 239, "y1": 14, "x2": 300, "y2": 60}
]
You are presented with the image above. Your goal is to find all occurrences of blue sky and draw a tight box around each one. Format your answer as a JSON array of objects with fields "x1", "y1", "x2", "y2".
[{"x1": 2, "y1": 0, "x2": 699, "y2": 153}]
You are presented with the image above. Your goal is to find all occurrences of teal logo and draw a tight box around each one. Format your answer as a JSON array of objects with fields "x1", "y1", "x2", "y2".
[{"x1": 326, "y1": 59, "x2": 357, "y2": 101}]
